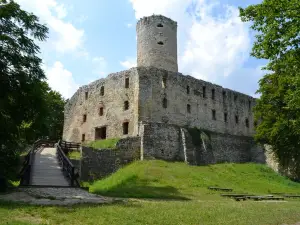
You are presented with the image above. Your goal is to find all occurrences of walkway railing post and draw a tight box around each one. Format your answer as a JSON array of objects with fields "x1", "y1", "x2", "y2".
[{"x1": 71, "y1": 167, "x2": 74, "y2": 186}]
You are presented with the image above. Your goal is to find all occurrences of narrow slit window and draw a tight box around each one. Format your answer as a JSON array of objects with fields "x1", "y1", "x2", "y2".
[
  {"x1": 212, "y1": 109, "x2": 216, "y2": 120},
  {"x1": 203, "y1": 86, "x2": 206, "y2": 98},
  {"x1": 224, "y1": 112, "x2": 228, "y2": 122},
  {"x1": 125, "y1": 77, "x2": 129, "y2": 88},
  {"x1": 85, "y1": 92, "x2": 88, "y2": 100},
  {"x1": 100, "y1": 86, "x2": 104, "y2": 96},
  {"x1": 222, "y1": 91, "x2": 226, "y2": 102},
  {"x1": 187, "y1": 86, "x2": 190, "y2": 94},
  {"x1": 163, "y1": 98, "x2": 167, "y2": 108},
  {"x1": 248, "y1": 100, "x2": 251, "y2": 110},
  {"x1": 99, "y1": 107, "x2": 103, "y2": 116},
  {"x1": 187, "y1": 104, "x2": 191, "y2": 113},
  {"x1": 162, "y1": 76, "x2": 167, "y2": 88},
  {"x1": 81, "y1": 134, "x2": 85, "y2": 142},
  {"x1": 123, "y1": 122, "x2": 129, "y2": 135},
  {"x1": 235, "y1": 115, "x2": 239, "y2": 124},
  {"x1": 245, "y1": 118, "x2": 249, "y2": 128},
  {"x1": 83, "y1": 114, "x2": 87, "y2": 123},
  {"x1": 212, "y1": 89, "x2": 215, "y2": 100},
  {"x1": 124, "y1": 101, "x2": 129, "y2": 110},
  {"x1": 234, "y1": 95, "x2": 237, "y2": 102},
  {"x1": 157, "y1": 23, "x2": 163, "y2": 28}
]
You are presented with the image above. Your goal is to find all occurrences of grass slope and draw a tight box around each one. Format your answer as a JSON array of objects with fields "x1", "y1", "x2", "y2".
[
  {"x1": 1, "y1": 161, "x2": 300, "y2": 225},
  {"x1": 90, "y1": 160, "x2": 300, "y2": 199}
]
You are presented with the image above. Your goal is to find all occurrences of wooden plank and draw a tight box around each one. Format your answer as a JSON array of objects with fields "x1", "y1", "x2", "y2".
[{"x1": 31, "y1": 147, "x2": 70, "y2": 186}]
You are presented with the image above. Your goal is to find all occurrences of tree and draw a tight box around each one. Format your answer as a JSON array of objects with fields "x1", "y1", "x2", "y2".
[
  {"x1": 240, "y1": 0, "x2": 300, "y2": 178},
  {"x1": 0, "y1": 0, "x2": 48, "y2": 178}
]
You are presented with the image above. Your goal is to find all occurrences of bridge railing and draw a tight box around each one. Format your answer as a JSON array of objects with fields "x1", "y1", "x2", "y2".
[
  {"x1": 56, "y1": 140, "x2": 80, "y2": 187},
  {"x1": 19, "y1": 139, "x2": 56, "y2": 186}
]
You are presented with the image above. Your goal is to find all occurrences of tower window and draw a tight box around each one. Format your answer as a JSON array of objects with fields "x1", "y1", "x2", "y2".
[
  {"x1": 235, "y1": 115, "x2": 239, "y2": 124},
  {"x1": 85, "y1": 92, "x2": 88, "y2": 100},
  {"x1": 212, "y1": 110, "x2": 216, "y2": 120},
  {"x1": 157, "y1": 23, "x2": 163, "y2": 28},
  {"x1": 99, "y1": 107, "x2": 103, "y2": 116},
  {"x1": 100, "y1": 86, "x2": 104, "y2": 96},
  {"x1": 212, "y1": 89, "x2": 215, "y2": 100},
  {"x1": 248, "y1": 100, "x2": 251, "y2": 110},
  {"x1": 187, "y1": 86, "x2": 190, "y2": 94},
  {"x1": 224, "y1": 112, "x2": 228, "y2": 122},
  {"x1": 163, "y1": 98, "x2": 167, "y2": 108},
  {"x1": 187, "y1": 104, "x2": 191, "y2": 113},
  {"x1": 123, "y1": 122, "x2": 129, "y2": 135},
  {"x1": 81, "y1": 134, "x2": 85, "y2": 142},
  {"x1": 203, "y1": 86, "x2": 206, "y2": 98},
  {"x1": 124, "y1": 101, "x2": 129, "y2": 110},
  {"x1": 234, "y1": 95, "x2": 237, "y2": 102},
  {"x1": 162, "y1": 76, "x2": 167, "y2": 88},
  {"x1": 157, "y1": 41, "x2": 164, "y2": 45},
  {"x1": 83, "y1": 114, "x2": 87, "y2": 123},
  {"x1": 125, "y1": 77, "x2": 129, "y2": 88},
  {"x1": 245, "y1": 118, "x2": 249, "y2": 128}
]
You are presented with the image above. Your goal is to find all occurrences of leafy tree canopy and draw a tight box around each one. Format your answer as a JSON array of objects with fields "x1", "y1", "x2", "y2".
[
  {"x1": 0, "y1": 0, "x2": 65, "y2": 179},
  {"x1": 240, "y1": 0, "x2": 300, "y2": 178}
]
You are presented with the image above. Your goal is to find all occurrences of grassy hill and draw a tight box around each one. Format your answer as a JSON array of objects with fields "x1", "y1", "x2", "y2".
[
  {"x1": 1, "y1": 161, "x2": 300, "y2": 225},
  {"x1": 90, "y1": 160, "x2": 300, "y2": 199}
]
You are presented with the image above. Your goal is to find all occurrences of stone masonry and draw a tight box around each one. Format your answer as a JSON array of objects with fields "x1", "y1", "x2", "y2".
[{"x1": 63, "y1": 14, "x2": 265, "y2": 166}]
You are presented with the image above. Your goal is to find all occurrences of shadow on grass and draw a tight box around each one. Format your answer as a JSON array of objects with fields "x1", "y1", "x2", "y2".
[{"x1": 91, "y1": 175, "x2": 190, "y2": 201}]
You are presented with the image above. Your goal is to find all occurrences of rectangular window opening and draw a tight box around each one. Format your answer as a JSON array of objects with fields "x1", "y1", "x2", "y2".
[
  {"x1": 85, "y1": 92, "x2": 88, "y2": 100},
  {"x1": 224, "y1": 112, "x2": 228, "y2": 122},
  {"x1": 125, "y1": 77, "x2": 129, "y2": 88},
  {"x1": 99, "y1": 107, "x2": 103, "y2": 116},
  {"x1": 187, "y1": 85, "x2": 190, "y2": 94},
  {"x1": 123, "y1": 122, "x2": 129, "y2": 135},
  {"x1": 203, "y1": 86, "x2": 206, "y2": 98},
  {"x1": 81, "y1": 134, "x2": 85, "y2": 142},
  {"x1": 235, "y1": 115, "x2": 239, "y2": 124},
  {"x1": 83, "y1": 114, "x2": 87, "y2": 123},
  {"x1": 212, "y1": 109, "x2": 216, "y2": 120},
  {"x1": 187, "y1": 104, "x2": 191, "y2": 113},
  {"x1": 212, "y1": 89, "x2": 215, "y2": 100}
]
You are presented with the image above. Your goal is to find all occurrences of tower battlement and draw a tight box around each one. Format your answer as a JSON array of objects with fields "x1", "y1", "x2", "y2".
[{"x1": 137, "y1": 15, "x2": 177, "y2": 31}]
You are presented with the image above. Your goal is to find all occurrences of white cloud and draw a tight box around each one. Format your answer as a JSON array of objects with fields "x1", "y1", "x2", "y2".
[
  {"x1": 126, "y1": 23, "x2": 133, "y2": 28},
  {"x1": 120, "y1": 58, "x2": 137, "y2": 69},
  {"x1": 129, "y1": 0, "x2": 251, "y2": 83},
  {"x1": 44, "y1": 61, "x2": 79, "y2": 98},
  {"x1": 16, "y1": 0, "x2": 85, "y2": 54}
]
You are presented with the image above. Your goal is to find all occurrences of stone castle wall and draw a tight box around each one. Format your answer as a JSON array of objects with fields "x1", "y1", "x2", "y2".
[
  {"x1": 80, "y1": 137, "x2": 140, "y2": 181},
  {"x1": 63, "y1": 68, "x2": 140, "y2": 142},
  {"x1": 138, "y1": 67, "x2": 256, "y2": 137},
  {"x1": 139, "y1": 122, "x2": 265, "y2": 165}
]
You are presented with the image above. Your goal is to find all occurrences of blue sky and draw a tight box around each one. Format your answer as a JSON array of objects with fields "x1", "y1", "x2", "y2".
[{"x1": 16, "y1": 0, "x2": 266, "y2": 99}]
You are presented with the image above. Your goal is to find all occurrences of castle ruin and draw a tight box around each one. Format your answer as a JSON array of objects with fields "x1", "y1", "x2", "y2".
[{"x1": 63, "y1": 15, "x2": 265, "y2": 165}]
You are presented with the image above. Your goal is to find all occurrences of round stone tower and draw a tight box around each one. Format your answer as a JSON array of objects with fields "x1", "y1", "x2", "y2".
[{"x1": 136, "y1": 15, "x2": 178, "y2": 72}]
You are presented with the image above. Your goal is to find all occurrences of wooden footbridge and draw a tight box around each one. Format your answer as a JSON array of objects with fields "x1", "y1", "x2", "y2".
[{"x1": 19, "y1": 140, "x2": 81, "y2": 187}]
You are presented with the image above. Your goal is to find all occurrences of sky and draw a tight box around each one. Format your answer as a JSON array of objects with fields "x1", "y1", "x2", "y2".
[{"x1": 15, "y1": 0, "x2": 266, "y2": 99}]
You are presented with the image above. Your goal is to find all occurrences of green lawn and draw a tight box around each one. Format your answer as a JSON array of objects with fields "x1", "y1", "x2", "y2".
[
  {"x1": 1, "y1": 160, "x2": 300, "y2": 225},
  {"x1": 83, "y1": 138, "x2": 120, "y2": 149},
  {"x1": 67, "y1": 151, "x2": 81, "y2": 160}
]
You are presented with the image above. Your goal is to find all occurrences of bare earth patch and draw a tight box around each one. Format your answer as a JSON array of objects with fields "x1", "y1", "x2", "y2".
[{"x1": 0, "y1": 187, "x2": 115, "y2": 206}]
